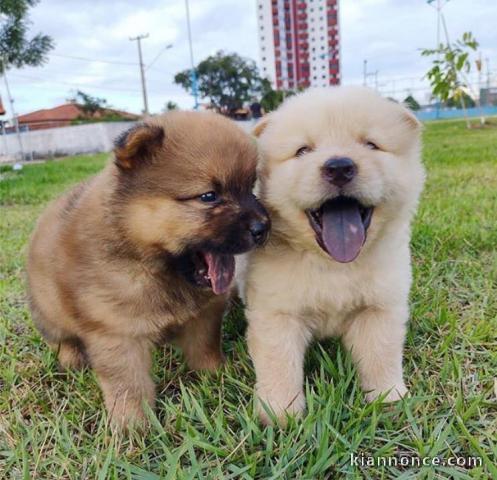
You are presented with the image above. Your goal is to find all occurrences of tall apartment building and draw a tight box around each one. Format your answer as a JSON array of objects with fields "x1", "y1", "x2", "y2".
[{"x1": 257, "y1": 0, "x2": 340, "y2": 90}]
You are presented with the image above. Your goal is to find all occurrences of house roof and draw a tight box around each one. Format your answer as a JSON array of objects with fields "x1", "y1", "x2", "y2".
[{"x1": 17, "y1": 103, "x2": 140, "y2": 123}]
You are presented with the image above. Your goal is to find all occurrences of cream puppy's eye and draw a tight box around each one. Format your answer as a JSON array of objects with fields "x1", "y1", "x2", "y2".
[
  {"x1": 365, "y1": 140, "x2": 379, "y2": 150},
  {"x1": 296, "y1": 146, "x2": 312, "y2": 157}
]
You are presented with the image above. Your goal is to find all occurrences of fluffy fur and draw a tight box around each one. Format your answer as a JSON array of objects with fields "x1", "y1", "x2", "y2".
[
  {"x1": 240, "y1": 86, "x2": 425, "y2": 425},
  {"x1": 27, "y1": 111, "x2": 269, "y2": 428}
]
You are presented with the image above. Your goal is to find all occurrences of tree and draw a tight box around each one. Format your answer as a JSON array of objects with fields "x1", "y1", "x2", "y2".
[
  {"x1": 259, "y1": 78, "x2": 295, "y2": 112},
  {"x1": 403, "y1": 94, "x2": 421, "y2": 111},
  {"x1": 421, "y1": 32, "x2": 479, "y2": 127},
  {"x1": 163, "y1": 101, "x2": 178, "y2": 111},
  {"x1": 68, "y1": 90, "x2": 108, "y2": 117},
  {"x1": 0, "y1": 0, "x2": 54, "y2": 74},
  {"x1": 446, "y1": 91, "x2": 475, "y2": 108},
  {"x1": 174, "y1": 51, "x2": 264, "y2": 114}
]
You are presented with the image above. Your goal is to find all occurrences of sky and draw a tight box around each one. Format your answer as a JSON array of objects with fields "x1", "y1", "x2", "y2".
[{"x1": 2, "y1": 0, "x2": 497, "y2": 117}]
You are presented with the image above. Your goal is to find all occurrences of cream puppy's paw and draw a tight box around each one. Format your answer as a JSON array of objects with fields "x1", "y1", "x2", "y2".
[
  {"x1": 256, "y1": 390, "x2": 306, "y2": 426},
  {"x1": 365, "y1": 383, "x2": 408, "y2": 403}
]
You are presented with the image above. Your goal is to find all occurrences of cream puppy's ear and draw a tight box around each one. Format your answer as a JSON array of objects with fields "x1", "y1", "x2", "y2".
[
  {"x1": 398, "y1": 102, "x2": 423, "y2": 131},
  {"x1": 404, "y1": 109, "x2": 423, "y2": 131},
  {"x1": 252, "y1": 114, "x2": 272, "y2": 138}
]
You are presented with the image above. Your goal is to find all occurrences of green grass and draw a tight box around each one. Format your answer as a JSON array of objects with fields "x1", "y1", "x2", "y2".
[{"x1": 1, "y1": 120, "x2": 496, "y2": 479}]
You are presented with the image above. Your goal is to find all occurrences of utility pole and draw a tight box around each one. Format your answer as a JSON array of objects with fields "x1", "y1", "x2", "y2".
[
  {"x1": 185, "y1": 0, "x2": 199, "y2": 110},
  {"x1": 427, "y1": 0, "x2": 449, "y2": 118},
  {"x1": 362, "y1": 60, "x2": 378, "y2": 91},
  {"x1": 485, "y1": 58, "x2": 490, "y2": 89},
  {"x1": 129, "y1": 33, "x2": 149, "y2": 115},
  {"x1": 1, "y1": 56, "x2": 24, "y2": 161}
]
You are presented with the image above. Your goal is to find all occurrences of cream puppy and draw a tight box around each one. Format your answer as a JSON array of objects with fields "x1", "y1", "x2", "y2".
[{"x1": 241, "y1": 86, "x2": 424, "y2": 425}]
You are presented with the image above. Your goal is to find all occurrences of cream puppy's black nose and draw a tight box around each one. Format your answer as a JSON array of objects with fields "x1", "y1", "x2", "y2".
[{"x1": 322, "y1": 157, "x2": 357, "y2": 187}]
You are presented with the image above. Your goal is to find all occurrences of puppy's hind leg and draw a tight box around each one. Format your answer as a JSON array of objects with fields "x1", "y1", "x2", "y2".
[
  {"x1": 56, "y1": 337, "x2": 88, "y2": 371},
  {"x1": 173, "y1": 297, "x2": 227, "y2": 372},
  {"x1": 29, "y1": 301, "x2": 87, "y2": 370},
  {"x1": 342, "y1": 306, "x2": 408, "y2": 403}
]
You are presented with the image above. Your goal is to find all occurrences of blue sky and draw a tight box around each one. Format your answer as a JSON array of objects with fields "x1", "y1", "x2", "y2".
[{"x1": 3, "y1": 0, "x2": 497, "y2": 117}]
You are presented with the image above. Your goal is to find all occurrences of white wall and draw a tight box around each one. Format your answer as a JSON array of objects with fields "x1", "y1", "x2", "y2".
[{"x1": 1, "y1": 121, "x2": 137, "y2": 160}]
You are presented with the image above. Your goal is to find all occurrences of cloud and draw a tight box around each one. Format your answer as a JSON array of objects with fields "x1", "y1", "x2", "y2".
[{"x1": 3, "y1": 0, "x2": 496, "y2": 117}]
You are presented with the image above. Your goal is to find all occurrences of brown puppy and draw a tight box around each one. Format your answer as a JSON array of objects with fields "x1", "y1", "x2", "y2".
[{"x1": 27, "y1": 111, "x2": 269, "y2": 428}]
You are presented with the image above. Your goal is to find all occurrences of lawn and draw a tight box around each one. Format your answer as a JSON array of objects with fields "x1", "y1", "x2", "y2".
[{"x1": 1, "y1": 120, "x2": 496, "y2": 479}]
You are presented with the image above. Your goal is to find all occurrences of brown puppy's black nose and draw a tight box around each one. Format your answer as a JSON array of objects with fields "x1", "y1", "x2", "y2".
[
  {"x1": 322, "y1": 157, "x2": 357, "y2": 187},
  {"x1": 249, "y1": 219, "x2": 269, "y2": 245}
]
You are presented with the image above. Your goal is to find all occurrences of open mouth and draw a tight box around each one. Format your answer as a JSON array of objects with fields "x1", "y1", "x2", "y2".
[
  {"x1": 305, "y1": 196, "x2": 374, "y2": 263},
  {"x1": 191, "y1": 251, "x2": 235, "y2": 295}
]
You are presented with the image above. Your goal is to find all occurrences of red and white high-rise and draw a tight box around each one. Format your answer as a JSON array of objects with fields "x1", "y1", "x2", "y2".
[{"x1": 257, "y1": 0, "x2": 340, "y2": 90}]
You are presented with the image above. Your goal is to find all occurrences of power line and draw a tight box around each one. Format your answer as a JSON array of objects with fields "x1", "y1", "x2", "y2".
[
  {"x1": 49, "y1": 53, "x2": 137, "y2": 66},
  {"x1": 9, "y1": 72, "x2": 145, "y2": 94},
  {"x1": 9, "y1": 70, "x2": 184, "y2": 96}
]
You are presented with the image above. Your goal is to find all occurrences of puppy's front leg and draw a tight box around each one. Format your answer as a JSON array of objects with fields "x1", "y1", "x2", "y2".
[
  {"x1": 85, "y1": 333, "x2": 155, "y2": 429},
  {"x1": 342, "y1": 306, "x2": 408, "y2": 402},
  {"x1": 247, "y1": 312, "x2": 311, "y2": 425}
]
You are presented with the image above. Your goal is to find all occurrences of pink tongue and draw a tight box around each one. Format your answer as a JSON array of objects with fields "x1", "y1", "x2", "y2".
[
  {"x1": 203, "y1": 253, "x2": 235, "y2": 295},
  {"x1": 321, "y1": 199, "x2": 365, "y2": 263}
]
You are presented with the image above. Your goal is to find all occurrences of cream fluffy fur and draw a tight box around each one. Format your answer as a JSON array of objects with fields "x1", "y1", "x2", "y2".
[{"x1": 239, "y1": 86, "x2": 425, "y2": 425}]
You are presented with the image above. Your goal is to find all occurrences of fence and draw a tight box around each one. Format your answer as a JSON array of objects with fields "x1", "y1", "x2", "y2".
[
  {"x1": 0, "y1": 121, "x2": 137, "y2": 162},
  {"x1": 415, "y1": 105, "x2": 497, "y2": 121}
]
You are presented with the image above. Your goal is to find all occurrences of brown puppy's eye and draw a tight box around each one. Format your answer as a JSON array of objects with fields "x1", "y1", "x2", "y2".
[
  {"x1": 365, "y1": 141, "x2": 379, "y2": 150},
  {"x1": 296, "y1": 146, "x2": 312, "y2": 157},
  {"x1": 199, "y1": 191, "x2": 218, "y2": 203}
]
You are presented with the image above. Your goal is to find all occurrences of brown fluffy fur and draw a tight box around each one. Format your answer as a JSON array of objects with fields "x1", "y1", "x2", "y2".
[{"x1": 27, "y1": 111, "x2": 268, "y2": 428}]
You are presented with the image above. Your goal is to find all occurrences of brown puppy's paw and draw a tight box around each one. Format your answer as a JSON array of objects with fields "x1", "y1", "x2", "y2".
[
  {"x1": 57, "y1": 340, "x2": 88, "y2": 371},
  {"x1": 106, "y1": 397, "x2": 151, "y2": 432},
  {"x1": 187, "y1": 351, "x2": 225, "y2": 372}
]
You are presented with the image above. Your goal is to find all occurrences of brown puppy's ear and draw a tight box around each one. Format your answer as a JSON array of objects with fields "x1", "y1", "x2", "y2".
[
  {"x1": 252, "y1": 115, "x2": 272, "y2": 138},
  {"x1": 114, "y1": 123, "x2": 165, "y2": 169}
]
